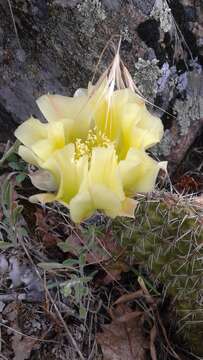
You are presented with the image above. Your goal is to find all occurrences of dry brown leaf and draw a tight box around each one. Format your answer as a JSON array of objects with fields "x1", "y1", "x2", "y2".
[
  {"x1": 35, "y1": 208, "x2": 60, "y2": 248},
  {"x1": 97, "y1": 305, "x2": 147, "y2": 360},
  {"x1": 113, "y1": 290, "x2": 144, "y2": 305},
  {"x1": 101, "y1": 261, "x2": 129, "y2": 285},
  {"x1": 4, "y1": 302, "x2": 39, "y2": 360},
  {"x1": 112, "y1": 310, "x2": 143, "y2": 323},
  {"x1": 12, "y1": 334, "x2": 38, "y2": 360}
]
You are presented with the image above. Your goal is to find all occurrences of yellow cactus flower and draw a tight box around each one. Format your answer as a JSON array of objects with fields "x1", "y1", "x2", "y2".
[{"x1": 15, "y1": 57, "x2": 166, "y2": 223}]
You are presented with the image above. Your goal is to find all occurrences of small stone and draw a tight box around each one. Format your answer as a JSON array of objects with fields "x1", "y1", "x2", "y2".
[
  {"x1": 16, "y1": 49, "x2": 26, "y2": 63},
  {"x1": 184, "y1": 6, "x2": 196, "y2": 22},
  {"x1": 0, "y1": 28, "x2": 4, "y2": 46},
  {"x1": 9, "y1": 257, "x2": 22, "y2": 287}
]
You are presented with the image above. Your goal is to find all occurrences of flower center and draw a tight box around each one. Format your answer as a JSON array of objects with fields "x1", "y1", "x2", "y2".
[{"x1": 74, "y1": 127, "x2": 111, "y2": 159}]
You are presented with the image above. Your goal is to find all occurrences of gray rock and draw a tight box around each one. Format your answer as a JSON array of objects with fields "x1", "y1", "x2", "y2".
[
  {"x1": 132, "y1": 0, "x2": 156, "y2": 15},
  {"x1": 0, "y1": 0, "x2": 202, "y2": 170},
  {"x1": 102, "y1": 0, "x2": 122, "y2": 10}
]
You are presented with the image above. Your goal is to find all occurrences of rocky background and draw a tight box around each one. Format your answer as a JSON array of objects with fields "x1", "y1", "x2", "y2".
[{"x1": 0, "y1": 0, "x2": 203, "y2": 172}]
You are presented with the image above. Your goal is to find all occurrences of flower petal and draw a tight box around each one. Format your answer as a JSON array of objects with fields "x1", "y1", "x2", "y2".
[
  {"x1": 138, "y1": 110, "x2": 164, "y2": 147},
  {"x1": 18, "y1": 145, "x2": 39, "y2": 166},
  {"x1": 30, "y1": 121, "x2": 65, "y2": 161},
  {"x1": 48, "y1": 121, "x2": 65, "y2": 148},
  {"x1": 15, "y1": 117, "x2": 47, "y2": 146},
  {"x1": 94, "y1": 88, "x2": 130, "y2": 142},
  {"x1": 43, "y1": 144, "x2": 88, "y2": 204},
  {"x1": 119, "y1": 197, "x2": 138, "y2": 218},
  {"x1": 69, "y1": 190, "x2": 94, "y2": 223},
  {"x1": 29, "y1": 170, "x2": 57, "y2": 192},
  {"x1": 119, "y1": 148, "x2": 161, "y2": 194},
  {"x1": 89, "y1": 146, "x2": 124, "y2": 202},
  {"x1": 31, "y1": 139, "x2": 54, "y2": 162},
  {"x1": 37, "y1": 94, "x2": 92, "y2": 139},
  {"x1": 29, "y1": 193, "x2": 57, "y2": 204},
  {"x1": 130, "y1": 128, "x2": 160, "y2": 150},
  {"x1": 91, "y1": 184, "x2": 121, "y2": 218}
]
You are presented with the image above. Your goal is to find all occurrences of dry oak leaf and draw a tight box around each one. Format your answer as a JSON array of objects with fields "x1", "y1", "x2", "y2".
[{"x1": 97, "y1": 305, "x2": 147, "y2": 360}]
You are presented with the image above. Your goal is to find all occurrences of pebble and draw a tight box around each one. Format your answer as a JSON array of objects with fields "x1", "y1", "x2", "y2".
[{"x1": 0, "y1": 255, "x2": 8, "y2": 274}]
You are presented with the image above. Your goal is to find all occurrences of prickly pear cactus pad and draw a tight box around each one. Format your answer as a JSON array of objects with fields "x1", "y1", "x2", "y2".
[{"x1": 109, "y1": 192, "x2": 203, "y2": 356}]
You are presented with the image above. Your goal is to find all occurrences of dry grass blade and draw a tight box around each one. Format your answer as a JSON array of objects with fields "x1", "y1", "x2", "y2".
[
  {"x1": 6, "y1": 0, "x2": 21, "y2": 49},
  {"x1": 46, "y1": 290, "x2": 85, "y2": 360},
  {"x1": 150, "y1": 325, "x2": 157, "y2": 360},
  {"x1": 156, "y1": 311, "x2": 180, "y2": 360}
]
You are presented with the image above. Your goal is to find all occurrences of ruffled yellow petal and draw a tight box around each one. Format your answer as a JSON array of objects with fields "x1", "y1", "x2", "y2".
[
  {"x1": 61, "y1": 118, "x2": 74, "y2": 143},
  {"x1": 130, "y1": 127, "x2": 160, "y2": 150},
  {"x1": 37, "y1": 94, "x2": 83, "y2": 122},
  {"x1": 16, "y1": 119, "x2": 66, "y2": 163},
  {"x1": 29, "y1": 122, "x2": 65, "y2": 162},
  {"x1": 69, "y1": 190, "x2": 94, "y2": 224},
  {"x1": 91, "y1": 184, "x2": 122, "y2": 218},
  {"x1": 89, "y1": 146, "x2": 124, "y2": 201},
  {"x1": 69, "y1": 145, "x2": 127, "y2": 223},
  {"x1": 15, "y1": 117, "x2": 47, "y2": 146},
  {"x1": 28, "y1": 145, "x2": 89, "y2": 211},
  {"x1": 119, "y1": 148, "x2": 161, "y2": 195},
  {"x1": 138, "y1": 110, "x2": 164, "y2": 147},
  {"x1": 37, "y1": 94, "x2": 92, "y2": 140},
  {"x1": 118, "y1": 148, "x2": 141, "y2": 194},
  {"x1": 18, "y1": 145, "x2": 39, "y2": 166},
  {"x1": 92, "y1": 87, "x2": 163, "y2": 158},
  {"x1": 29, "y1": 193, "x2": 57, "y2": 204},
  {"x1": 118, "y1": 103, "x2": 145, "y2": 158},
  {"x1": 43, "y1": 144, "x2": 88, "y2": 204},
  {"x1": 31, "y1": 139, "x2": 54, "y2": 162},
  {"x1": 118, "y1": 102, "x2": 163, "y2": 158},
  {"x1": 94, "y1": 88, "x2": 130, "y2": 143},
  {"x1": 48, "y1": 121, "x2": 65, "y2": 148},
  {"x1": 119, "y1": 197, "x2": 138, "y2": 218}
]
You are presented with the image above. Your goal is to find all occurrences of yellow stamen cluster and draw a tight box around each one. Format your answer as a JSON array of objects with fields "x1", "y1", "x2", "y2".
[{"x1": 74, "y1": 127, "x2": 111, "y2": 159}]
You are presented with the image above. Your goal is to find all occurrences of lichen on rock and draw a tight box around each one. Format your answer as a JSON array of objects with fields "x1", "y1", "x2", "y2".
[
  {"x1": 133, "y1": 58, "x2": 161, "y2": 102},
  {"x1": 120, "y1": 25, "x2": 132, "y2": 44},
  {"x1": 152, "y1": 129, "x2": 175, "y2": 158},
  {"x1": 174, "y1": 95, "x2": 203, "y2": 136},
  {"x1": 154, "y1": 67, "x2": 203, "y2": 162},
  {"x1": 150, "y1": 0, "x2": 173, "y2": 33},
  {"x1": 77, "y1": 0, "x2": 106, "y2": 35}
]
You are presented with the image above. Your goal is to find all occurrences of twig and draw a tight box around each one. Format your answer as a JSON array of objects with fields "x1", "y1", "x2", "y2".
[
  {"x1": 46, "y1": 290, "x2": 85, "y2": 360},
  {"x1": 0, "y1": 293, "x2": 26, "y2": 302},
  {"x1": 0, "y1": 322, "x2": 59, "y2": 344},
  {"x1": 6, "y1": 0, "x2": 21, "y2": 49},
  {"x1": 0, "y1": 292, "x2": 44, "y2": 303}
]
